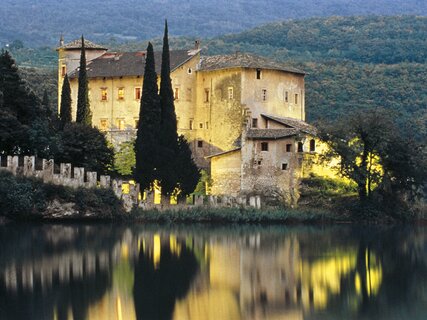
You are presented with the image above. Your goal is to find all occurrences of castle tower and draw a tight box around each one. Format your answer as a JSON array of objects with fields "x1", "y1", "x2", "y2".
[{"x1": 57, "y1": 37, "x2": 107, "y2": 114}]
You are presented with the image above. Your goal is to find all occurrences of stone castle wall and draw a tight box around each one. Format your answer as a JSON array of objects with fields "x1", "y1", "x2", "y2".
[{"x1": 0, "y1": 155, "x2": 262, "y2": 212}]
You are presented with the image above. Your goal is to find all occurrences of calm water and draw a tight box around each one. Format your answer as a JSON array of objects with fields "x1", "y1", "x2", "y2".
[{"x1": 0, "y1": 223, "x2": 426, "y2": 320}]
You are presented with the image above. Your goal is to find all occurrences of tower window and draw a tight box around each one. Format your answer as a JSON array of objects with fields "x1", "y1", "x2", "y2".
[
  {"x1": 310, "y1": 139, "x2": 316, "y2": 152},
  {"x1": 187, "y1": 68, "x2": 192, "y2": 74},
  {"x1": 116, "y1": 118, "x2": 125, "y2": 130},
  {"x1": 261, "y1": 142, "x2": 269, "y2": 152},
  {"x1": 199, "y1": 123, "x2": 203, "y2": 129},
  {"x1": 189, "y1": 119, "x2": 194, "y2": 130},
  {"x1": 118, "y1": 87, "x2": 125, "y2": 100},
  {"x1": 204, "y1": 89, "x2": 210, "y2": 102},
  {"x1": 252, "y1": 118, "x2": 258, "y2": 128},
  {"x1": 197, "y1": 140, "x2": 203, "y2": 148},
  {"x1": 99, "y1": 119, "x2": 108, "y2": 131},
  {"x1": 282, "y1": 163, "x2": 288, "y2": 170},
  {"x1": 262, "y1": 89, "x2": 267, "y2": 101},
  {"x1": 295, "y1": 93, "x2": 299, "y2": 104},
  {"x1": 256, "y1": 69, "x2": 261, "y2": 79},
  {"x1": 101, "y1": 88, "x2": 108, "y2": 101},
  {"x1": 228, "y1": 87, "x2": 234, "y2": 100},
  {"x1": 61, "y1": 65, "x2": 66, "y2": 77},
  {"x1": 174, "y1": 88, "x2": 179, "y2": 100},
  {"x1": 135, "y1": 87, "x2": 141, "y2": 100},
  {"x1": 284, "y1": 91, "x2": 289, "y2": 103}
]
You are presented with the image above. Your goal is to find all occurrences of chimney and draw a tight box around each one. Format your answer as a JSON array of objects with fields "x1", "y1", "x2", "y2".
[
  {"x1": 194, "y1": 40, "x2": 200, "y2": 50},
  {"x1": 59, "y1": 34, "x2": 64, "y2": 47}
]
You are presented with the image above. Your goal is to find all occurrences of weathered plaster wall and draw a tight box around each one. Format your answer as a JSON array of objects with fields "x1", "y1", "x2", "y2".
[
  {"x1": 241, "y1": 69, "x2": 305, "y2": 128},
  {"x1": 240, "y1": 137, "x2": 302, "y2": 204},
  {"x1": 210, "y1": 150, "x2": 242, "y2": 196}
]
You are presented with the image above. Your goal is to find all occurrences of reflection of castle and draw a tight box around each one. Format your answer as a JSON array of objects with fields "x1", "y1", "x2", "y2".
[{"x1": 0, "y1": 227, "x2": 384, "y2": 320}]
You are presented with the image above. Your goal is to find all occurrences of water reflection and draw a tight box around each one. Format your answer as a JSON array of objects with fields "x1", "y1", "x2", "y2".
[{"x1": 0, "y1": 224, "x2": 426, "y2": 320}]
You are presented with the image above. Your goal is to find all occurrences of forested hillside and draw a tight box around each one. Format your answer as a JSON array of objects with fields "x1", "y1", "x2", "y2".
[
  {"x1": 9, "y1": 15, "x2": 427, "y2": 125},
  {"x1": 1, "y1": 0, "x2": 427, "y2": 46}
]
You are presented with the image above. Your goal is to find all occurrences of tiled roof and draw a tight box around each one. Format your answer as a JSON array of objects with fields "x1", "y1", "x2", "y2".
[
  {"x1": 261, "y1": 114, "x2": 317, "y2": 135},
  {"x1": 246, "y1": 128, "x2": 298, "y2": 140},
  {"x1": 58, "y1": 39, "x2": 107, "y2": 50},
  {"x1": 198, "y1": 53, "x2": 305, "y2": 75},
  {"x1": 69, "y1": 50, "x2": 196, "y2": 79},
  {"x1": 205, "y1": 148, "x2": 241, "y2": 159}
]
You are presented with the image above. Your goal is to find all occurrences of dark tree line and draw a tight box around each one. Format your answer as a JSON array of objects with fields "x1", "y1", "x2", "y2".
[{"x1": 135, "y1": 21, "x2": 200, "y2": 198}]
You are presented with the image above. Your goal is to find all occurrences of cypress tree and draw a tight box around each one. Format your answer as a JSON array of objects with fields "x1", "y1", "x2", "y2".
[
  {"x1": 60, "y1": 74, "x2": 72, "y2": 129},
  {"x1": 176, "y1": 135, "x2": 200, "y2": 197},
  {"x1": 158, "y1": 20, "x2": 180, "y2": 195},
  {"x1": 134, "y1": 42, "x2": 161, "y2": 190},
  {"x1": 76, "y1": 36, "x2": 92, "y2": 126}
]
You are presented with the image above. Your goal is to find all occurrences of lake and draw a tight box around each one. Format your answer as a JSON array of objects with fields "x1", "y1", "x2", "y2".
[{"x1": 0, "y1": 223, "x2": 426, "y2": 320}]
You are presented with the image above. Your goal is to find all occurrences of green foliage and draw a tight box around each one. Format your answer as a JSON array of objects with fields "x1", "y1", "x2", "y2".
[
  {"x1": 60, "y1": 74, "x2": 72, "y2": 129},
  {"x1": 76, "y1": 36, "x2": 92, "y2": 126},
  {"x1": 130, "y1": 206, "x2": 336, "y2": 224},
  {"x1": 58, "y1": 123, "x2": 114, "y2": 174},
  {"x1": 114, "y1": 140, "x2": 136, "y2": 177},
  {"x1": 134, "y1": 42, "x2": 161, "y2": 190},
  {"x1": 318, "y1": 108, "x2": 426, "y2": 211},
  {"x1": 0, "y1": 170, "x2": 124, "y2": 219},
  {"x1": 193, "y1": 170, "x2": 211, "y2": 196},
  {"x1": 175, "y1": 135, "x2": 200, "y2": 197}
]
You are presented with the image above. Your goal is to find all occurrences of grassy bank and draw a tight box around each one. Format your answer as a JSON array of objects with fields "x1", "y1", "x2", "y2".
[{"x1": 129, "y1": 207, "x2": 345, "y2": 224}]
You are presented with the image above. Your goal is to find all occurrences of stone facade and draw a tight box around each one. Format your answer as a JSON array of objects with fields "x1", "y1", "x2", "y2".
[{"x1": 57, "y1": 39, "x2": 320, "y2": 203}]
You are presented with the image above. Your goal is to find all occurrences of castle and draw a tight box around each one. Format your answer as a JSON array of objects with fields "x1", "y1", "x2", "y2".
[{"x1": 57, "y1": 38, "x2": 320, "y2": 203}]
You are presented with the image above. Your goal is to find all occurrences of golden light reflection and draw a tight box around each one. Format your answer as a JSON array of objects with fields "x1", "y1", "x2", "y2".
[
  {"x1": 354, "y1": 250, "x2": 382, "y2": 297},
  {"x1": 153, "y1": 234, "x2": 161, "y2": 268},
  {"x1": 170, "y1": 235, "x2": 182, "y2": 256}
]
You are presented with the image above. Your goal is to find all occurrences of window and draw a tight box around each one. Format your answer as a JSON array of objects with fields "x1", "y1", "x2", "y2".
[
  {"x1": 199, "y1": 123, "x2": 203, "y2": 129},
  {"x1": 282, "y1": 163, "x2": 288, "y2": 170},
  {"x1": 174, "y1": 88, "x2": 179, "y2": 100},
  {"x1": 284, "y1": 91, "x2": 289, "y2": 103},
  {"x1": 297, "y1": 142, "x2": 303, "y2": 152},
  {"x1": 197, "y1": 140, "x2": 203, "y2": 148},
  {"x1": 261, "y1": 142, "x2": 269, "y2": 152},
  {"x1": 252, "y1": 118, "x2": 258, "y2": 128},
  {"x1": 186, "y1": 88, "x2": 192, "y2": 101},
  {"x1": 135, "y1": 87, "x2": 141, "y2": 100},
  {"x1": 61, "y1": 65, "x2": 66, "y2": 77},
  {"x1": 134, "y1": 119, "x2": 139, "y2": 129},
  {"x1": 101, "y1": 88, "x2": 108, "y2": 101},
  {"x1": 228, "y1": 87, "x2": 234, "y2": 100},
  {"x1": 295, "y1": 93, "x2": 298, "y2": 104},
  {"x1": 116, "y1": 119, "x2": 125, "y2": 130},
  {"x1": 286, "y1": 144, "x2": 292, "y2": 152},
  {"x1": 187, "y1": 68, "x2": 192, "y2": 74},
  {"x1": 99, "y1": 119, "x2": 108, "y2": 131},
  {"x1": 118, "y1": 87, "x2": 125, "y2": 100},
  {"x1": 189, "y1": 120, "x2": 194, "y2": 130},
  {"x1": 204, "y1": 89, "x2": 210, "y2": 102},
  {"x1": 310, "y1": 139, "x2": 316, "y2": 152},
  {"x1": 262, "y1": 89, "x2": 267, "y2": 101},
  {"x1": 256, "y1": 69, "x2": 261, "y2": 79}
]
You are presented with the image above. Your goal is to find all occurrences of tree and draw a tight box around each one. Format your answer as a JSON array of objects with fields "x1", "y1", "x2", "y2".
[
  {"x1": 58, "y1": 123, "x2": 114, "y2": 174},
  {"x1": 115, "y1": 140, "x2": 136, "y2": 177},
  {"x1": 134, "y1": 42, "x2": 161, "y2": 190},
  {"x1": 60, "y1": 74, "x2": 72, "y2": 129},
  {"x1": 175, "y1": 135, "x2": 200, "y2": 197},
  {"x1": 76, "y1": 36, "x2": 92, "y2": 126},
  {"x1": 158, "y1": 20, "x2": 180, "y2": 195},
  {"x1": 318, "y1": 108, "x2": 426, "y2": 209}
]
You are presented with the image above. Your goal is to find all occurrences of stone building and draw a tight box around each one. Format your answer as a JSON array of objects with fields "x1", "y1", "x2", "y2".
[{"x1": 57, "y1": 38, "x2": 319, "y2": 202}]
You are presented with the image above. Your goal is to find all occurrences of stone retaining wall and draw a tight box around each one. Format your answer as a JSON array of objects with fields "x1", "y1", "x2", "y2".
[{"x1": 0, "y1": 155, "x2": 262, "y2": 212}]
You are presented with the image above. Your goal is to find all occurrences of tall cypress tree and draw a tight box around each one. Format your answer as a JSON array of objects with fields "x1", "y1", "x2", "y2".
[
  {"x1": 60, "y1": 74, "x2": 72, "y2": 129},
  {"x1": 76, "y1": 36, "x2": 92, "y2": 126},
  {"x1": 134, "y1": 42, "x2": 161, "y2": 190},
  {"x1": 176, "y1": 135, "x2": 200, "y2": 197},
  {"x1": 158, "y1": 20, "x2": 180, "y2": 195}
]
